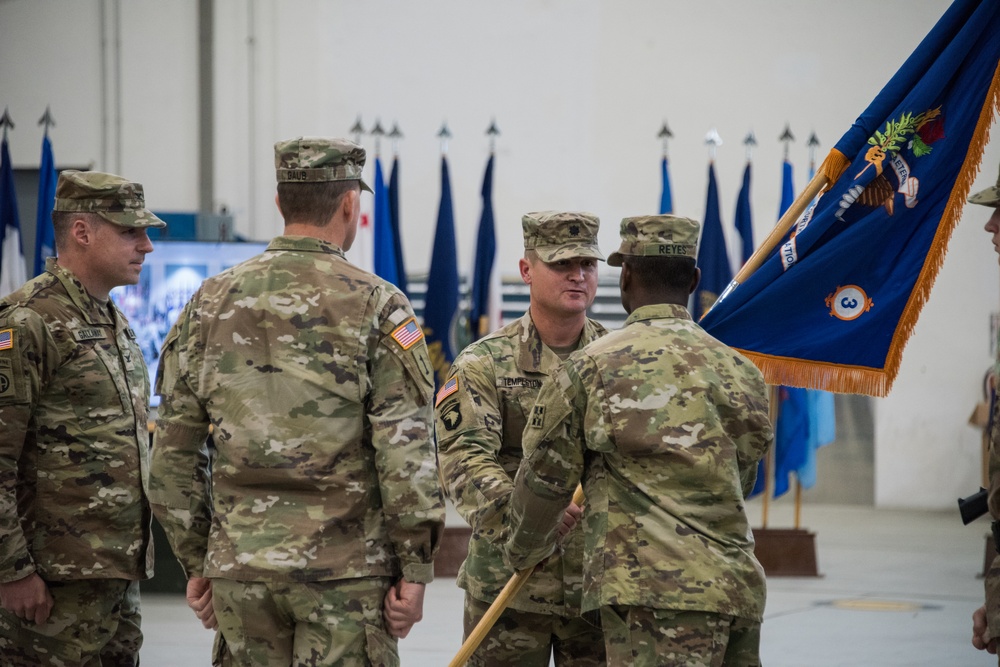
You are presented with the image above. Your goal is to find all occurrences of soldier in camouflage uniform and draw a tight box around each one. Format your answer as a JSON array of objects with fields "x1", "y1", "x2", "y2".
[
  {"x1": 970, "y1": 163, "x2": 1000, "y2": 660},
  {"x1": 504, "y1": 215, "x2": 773, "y2": 667},
  {"x1": 437, "y1": 211, "x2": 607, "y2": 666},
  {"x1": 150, "y1": 137, "x2": 445, "y2": 666},
  {"x1": 0, "y1": 171, "x2": 163, "y2": 666}
]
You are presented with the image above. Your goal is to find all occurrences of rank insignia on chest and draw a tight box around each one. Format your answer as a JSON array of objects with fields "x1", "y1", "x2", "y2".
[
  {"x1": 0, "y1": 329, "x2": 12, "y2": 351},
  {"x1": 435, "y1": 376, "x2": 459, "y2": 407},
  {"x1": 529, "y1": 405, "x2": 545, "y2": 428},
  {"x1": 390, "y1": 317, "x2": 424, "y2": 350}
]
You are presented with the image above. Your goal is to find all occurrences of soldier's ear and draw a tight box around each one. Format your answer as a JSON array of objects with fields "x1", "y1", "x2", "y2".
[{"x1": 689, "y1": 267, "x2": 701, "y2": 295}]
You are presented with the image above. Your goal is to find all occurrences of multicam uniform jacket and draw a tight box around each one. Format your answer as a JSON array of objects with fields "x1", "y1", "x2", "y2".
[
  {"x1": 507, "y1": 303, "x2": 772, "y2": 620},
  {"x1": 0, "y1": 259, "x2": 154, "y2": 584},
  {"x1": 150, "y1": 236, "x2": 445, "y2": 584},
  {"x1": 986, "y1": 328, "x2": 1000, "y2": 635},
  {"x1": 436, "y1": 312, "x2": 606, "y2": 615}
]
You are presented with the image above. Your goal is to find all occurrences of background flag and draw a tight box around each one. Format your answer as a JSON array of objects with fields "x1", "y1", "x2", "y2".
[
  {"x1": 424, "y1": 155, "x2": 459, "y2": 386},
  {"x1": 692, "y1": 162, "x2": 732, "y2": 321},
  {"x1": 734, "y1": 162, "x2": 754, "y2": 264},
  {"x1": 469, "y1": 153, "x2": 498, "y2": 341},
  {"x1": 0, "y1": 134, "x2": 26, "y2": 296},
  {"x1": 700, "y1": 0, "x2": 1000, "y2": 397},
  {"x1": 659, "y1": 156, "x2": 674, "y2": 214},
  {"x1": 388, "y1": 154, "x2": 408, "y2": 296},
  {"x1": 33, "y1": 133, "x2": 56, "y2": 276},
  {"x1": 372, "y1": 156, "x2": 400, "y2": 287}
]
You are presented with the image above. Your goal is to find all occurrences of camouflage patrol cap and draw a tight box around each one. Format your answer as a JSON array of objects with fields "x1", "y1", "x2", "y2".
[
  {"x1": 607, "y1": 214, "x2": 700, "y2": 267},
  {"x1": 969, "y1": 162, "x2": 1000, "y2": 207},
  {"x1": 274, "y1": 136, "x2": 373, "y2": 193},
  {"x1": 522, "y1": 211, "x2": 604, "y2": 263},
  {"x1": 53, "y1": 170, "x2": 166, "y2": 228}
]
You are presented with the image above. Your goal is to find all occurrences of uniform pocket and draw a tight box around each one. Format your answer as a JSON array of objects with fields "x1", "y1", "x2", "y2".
[{"x1": 363, "y1": 623, "x2": 400, "y2": 667}]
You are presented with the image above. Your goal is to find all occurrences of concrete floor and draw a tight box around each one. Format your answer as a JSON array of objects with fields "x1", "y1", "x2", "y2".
[{"x1": 140, "y1": 501, "x2": 995, "y2": 666}]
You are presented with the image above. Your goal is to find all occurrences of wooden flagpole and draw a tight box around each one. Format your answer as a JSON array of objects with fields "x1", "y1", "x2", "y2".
[{"x1": 448, "y1": 486, "x2": 586, "y2": 667}]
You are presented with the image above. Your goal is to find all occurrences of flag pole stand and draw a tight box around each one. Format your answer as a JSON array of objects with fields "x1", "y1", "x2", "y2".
[{"x1": 752, "y1": 387, "x2": 821, "y2": 577}]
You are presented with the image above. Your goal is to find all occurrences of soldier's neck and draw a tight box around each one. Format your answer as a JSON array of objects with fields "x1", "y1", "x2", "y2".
[{"x1": 530, "y1": 306, "x2": 586, "y2": 349}]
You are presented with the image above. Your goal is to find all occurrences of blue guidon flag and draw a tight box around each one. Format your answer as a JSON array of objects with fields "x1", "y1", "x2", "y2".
[{"x1": 701, "y1": 0, "x2": 1000, "y2": 397}]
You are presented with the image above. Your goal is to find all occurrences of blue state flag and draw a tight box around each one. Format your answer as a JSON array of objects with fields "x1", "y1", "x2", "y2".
[
  {"x1": 468, "y1": 154, "x2": 497, "y2": 341},
  {"x1": 0, "y1": 135, "x2": 26, "y2": 296},
  {"x1": 734, "y1": 162, "x2": 754, "y2": 265},
  {"x1": 659, "y1": 156, "x2": 674, "y2": 215},
  {"x1": 701, "y1": 0, "x2": 1000, "y2": 397},
  {"x1": 34, "y1": 134, "x2": 57, "y2": 276},
  {"x1": 388, "y1": 155, "x2": 408, "y2": 296},
  {"x1": 423, "y1": 156, "x2": 459, "y2": 387},
  {"x1": 693, "y1": 162, "x2": 732, "y2": 321},
  {"x1": 372, "y1": 157, "x2": 399, "y2": 287}
]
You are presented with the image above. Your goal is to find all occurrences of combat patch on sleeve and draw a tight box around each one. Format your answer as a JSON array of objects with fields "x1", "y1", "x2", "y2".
[
  {"x1": 0, "y1": 356, "x2": 25, "y2": 403},
  {"x1": 390, "y1": 317, "x2": 424, "y2": 351},
  {"x1": 439, "y1": 400, "x2": 463, "y2": 431},
  {"x1": 435, "y1": 375, "x2": 459, "y2": 407},
  {"x1": 0, "y1": 328, "x2": 12, "y2": 351}
]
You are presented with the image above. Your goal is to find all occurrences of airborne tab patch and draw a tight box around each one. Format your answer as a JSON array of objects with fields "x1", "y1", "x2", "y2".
[
  {"x1": 390, "y1": 318, "x2": 424, "y2": 350},
  {"x1": 435, "y1": 376, "x2": 458, "y2": 406}
]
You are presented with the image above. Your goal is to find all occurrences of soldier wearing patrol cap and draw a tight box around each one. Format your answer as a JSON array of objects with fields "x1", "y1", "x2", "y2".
[
  {"x1": 0, "y1": 170, "x2": 164, "y2": 666},
  {"x1": 969, "y1": 162, "x2": 1000, "y2": 659},
  {"x1": 505, "y1": 214, "x2": 773, "y2": 667},
  {"x1": 150, "y1": 137, "x2": 445, "y2": 665},
  {"x1": 437, "y1": 211, "x2": 608, "y2": 667}
]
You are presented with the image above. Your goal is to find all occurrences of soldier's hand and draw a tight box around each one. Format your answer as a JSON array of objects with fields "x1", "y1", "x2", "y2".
[
  {"x1": 383, "y1": 578, "x2": 426, "y2": 639},
  {"x1": 972, "y1": 605, "x2": 997, "y2": 653},
  {"x1": 186, "y1": 577, "x2": 218, "y2": 630},
  {"x1": 0, "y1": 572, "x2": 54, "y2": 625},
  {"x1": 556, "y1": 501, "x2": 583, "y2": 540}
]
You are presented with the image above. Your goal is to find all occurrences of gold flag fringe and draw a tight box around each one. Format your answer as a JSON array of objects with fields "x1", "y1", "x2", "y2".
[{"x1": 746, "y1": 58, "x2": 1000, "y2": 398}]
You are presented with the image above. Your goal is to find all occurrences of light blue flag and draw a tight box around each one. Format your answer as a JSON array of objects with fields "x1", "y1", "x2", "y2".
[
  {"x1": 372, "y1": 157, "x2": 399, "y2": 287},
  {"x1": 659, "y1": 156, "x2": 674, "y2": 214}
]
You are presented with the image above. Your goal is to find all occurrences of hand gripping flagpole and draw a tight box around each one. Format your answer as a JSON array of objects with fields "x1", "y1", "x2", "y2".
[{"x1": 448, "y1": 486, "x2": 586, "y2": 667}]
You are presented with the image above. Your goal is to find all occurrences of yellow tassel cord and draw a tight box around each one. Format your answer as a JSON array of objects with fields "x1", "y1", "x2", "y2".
[
  {"x1": 816, "y1": 148, "x2": 851, "y2": 188},
  {"x1": 747, "y1": 59, "x2": 1000, "y2": 398}
]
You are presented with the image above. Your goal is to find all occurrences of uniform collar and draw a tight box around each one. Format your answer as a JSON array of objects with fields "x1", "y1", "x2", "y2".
[
  {"x1": 47, "y1": 258, "x2": 118, "y2": 326},
  {"x1": 624, "y1": 303, "x2": 692, "y2": 326},
  {"x1": 515, "y1": 310, "x2": 603, "y2": 373},
  {"x1": 266, "y1": 235, "x2": 346, "y2": 257}
]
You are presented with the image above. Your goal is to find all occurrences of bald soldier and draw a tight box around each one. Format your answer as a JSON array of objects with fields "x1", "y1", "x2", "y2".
[
  {"x1": 0, "y1": 171, "x2": 163, "y2": 666},
  {"x1": 505, "y1": 215, "x2": 773, "y2": 667},
  {"x1": 437, "y1": 212, "x2": 607, "y2": 666},
  {"x1": 150, "y1": 137, "x2": 445, "y2": 666},
  {"x1": 971, "y1": 163, "x2": 1000, "y2": 659}
]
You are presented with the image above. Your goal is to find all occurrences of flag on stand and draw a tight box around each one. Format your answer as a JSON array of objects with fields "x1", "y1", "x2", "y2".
[
  {"x1": 423, "y1": 156, "x2": 459, "y2": 387},
  {"x1": 734, "y1": 162, "x2": 754, "y2": 265},
  {"x1": 372, "y1": 156, "x2": 400, "y2": 287},
  {"x1": 33, "y1": 133, "x2": 57, "y2": 276},
  {"x1": 659, "y1": 156, "x2": 674, "y2": 215},
  {"x1": 692, "y1": 162, "x2": 732, "y2": 321},
  {"x1": 700, "y1": 0, "x2": 1000, "y2": 397},
  {"x1": 388, "y1": 155, "x2": 408, "y2": 296},
  {"x1": 468, "y1": 154, "x2": 498, "y2": 341},
  {"x1": 0, "y1": 134, "x2": 26, "y2": 296}
]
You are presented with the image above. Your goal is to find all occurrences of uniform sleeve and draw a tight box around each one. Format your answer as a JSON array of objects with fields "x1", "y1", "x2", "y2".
[
  {"x1": 369, "y1": 289, "x2": 445, "y2": 584},
  {"x1": 730, "y1": 368, "x2": 773, "y2": 498},
  {"x1": 504, "y1": 360, "x2": 586, "y2": 572},
  {"x1": 0, "y1": 311, "x2": 53, "y2": 582},
  {"x1": 148, "y1": 298, "x2": 213, "y2": 578},
  {"x1": 435, "y1": 351, "x2": 516, "y2": 544}
]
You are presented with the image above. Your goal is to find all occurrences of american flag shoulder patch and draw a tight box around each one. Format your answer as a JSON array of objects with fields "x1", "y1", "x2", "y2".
[
  {"x1": 435, "y1": 376, "x2": 459, "y2": 406},
  {"x1": 0, "y1": 329, "x2": 13, "y2": 351},
  {"x1": 390, "y1": 317, "x2": 424, "y2": 351}
]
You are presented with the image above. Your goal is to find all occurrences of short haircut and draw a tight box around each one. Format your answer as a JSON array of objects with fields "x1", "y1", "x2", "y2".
[
  {"x1": 51, "y1": 210, "x2": 99, "y2": 250},
  {"x1": 276, "y1": 180, "x2": 358, "y2": 225},
  {"x1": 623, "y1": 255, "x2": 697, "y2": 291}
]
